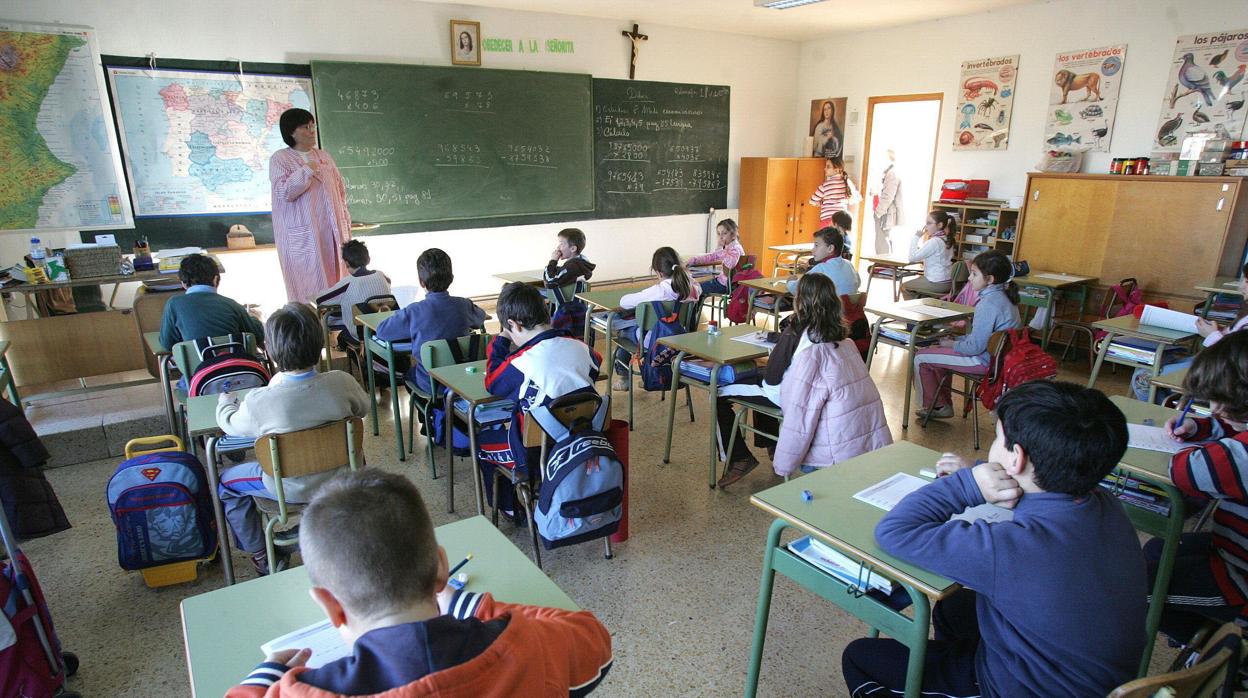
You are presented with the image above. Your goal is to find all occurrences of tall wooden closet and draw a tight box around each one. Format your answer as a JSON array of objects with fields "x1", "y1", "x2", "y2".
[{"x1": 738, "y1": 158, "x2": 827, "y2": 274}]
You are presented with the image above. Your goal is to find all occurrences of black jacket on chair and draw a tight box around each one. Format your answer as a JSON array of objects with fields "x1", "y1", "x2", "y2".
[{"x1": 0, "y1": 398, "x2": 69, "y2": 540}]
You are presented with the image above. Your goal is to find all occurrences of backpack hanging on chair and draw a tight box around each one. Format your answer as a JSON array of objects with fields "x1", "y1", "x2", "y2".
[
  {"x1": 549, "y1": 282, "x2": 589, "y2": 339},
  {"x1": 528, "y1": 399, "x2": 623, "y2": 549},
  {"x1": 976, "y1": 329, "x2": 1058, "y2": 411},
  {"x1": 638, "y1": 302, "x2": 688, "y2": 392},
  {"x1": 187, "y1": 334, "x2": 270, "y2": 396},
  {"x1": 725, "y1": 268, "x2": 764, "y2": 324}
]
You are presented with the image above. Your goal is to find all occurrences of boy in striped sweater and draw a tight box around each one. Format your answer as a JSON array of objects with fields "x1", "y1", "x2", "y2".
[
  {"x1": 315, "y1": 240, "x2": 392, "y2": 347},
  {"x1": 1155, "y1": 331, "x2": 1248, "y2": 640}
]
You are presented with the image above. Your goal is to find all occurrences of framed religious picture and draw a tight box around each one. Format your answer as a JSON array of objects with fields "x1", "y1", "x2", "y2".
[
  {"x1": 808, "y1": 97, "x2": 847, "y2": 157},
  {"x1": 450, "y1": 20, "x2": 481, "y2": 66}
]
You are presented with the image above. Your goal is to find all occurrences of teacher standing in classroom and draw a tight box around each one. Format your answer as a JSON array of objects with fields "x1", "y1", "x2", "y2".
[{"x1": 269, "y1": 108, "x2": 352, "y2": 303}]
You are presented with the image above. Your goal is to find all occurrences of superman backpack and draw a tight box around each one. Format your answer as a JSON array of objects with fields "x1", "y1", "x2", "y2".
[
  {"x1": 107, "y1": 440, "x2": 217, "y2": 570},
  {"x1": 188, "y1": 334, "x2": 270, "y2": 396}
]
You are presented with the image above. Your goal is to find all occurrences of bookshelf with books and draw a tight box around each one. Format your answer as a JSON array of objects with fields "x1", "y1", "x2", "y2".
[{"x1": 930, "y1": 199, "x2": 1021, "y2": 263}]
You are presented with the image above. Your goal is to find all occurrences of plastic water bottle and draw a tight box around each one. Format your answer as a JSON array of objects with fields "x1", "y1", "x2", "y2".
[{"x1": 29, "y1": 238, "x2": 45, "y2": 266}]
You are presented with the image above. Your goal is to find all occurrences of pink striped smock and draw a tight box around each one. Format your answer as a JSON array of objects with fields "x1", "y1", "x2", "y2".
[{"x1": 269, "y1": 147, "x2": 351, "y2": 303}]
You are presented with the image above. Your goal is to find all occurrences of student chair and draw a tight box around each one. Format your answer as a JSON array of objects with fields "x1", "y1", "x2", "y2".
[
  {"x1": 748, "y1": 285, "x2": 788, "y2": 332},
  {"x1": 407, "y1": 332, "x2": 490, "y2": 484},
  {"x1": 344, "y1": 295, "x2": 400, "y2": 386},
  {"x1": 171, "y1": 332, "x2": 261, "y2": 441},
  {"x1": 1108, "y1": 621, "x2": 1242, "y2": 698},
  {"x1": 722, "y1": 398, "x2": 783, "y2": 482},
  {"x1": 772, "y1": 251, "x2": 811, "y2": 278},
  {"x1": 941, "y1": 261, "x2": 970, "y2": 302},
  {"x1": 499, "y1": 392, "x2": 610, "y2": 568},
  {"x1": 918, "y1": 330, "x2": 1010, "y2": 450},
  {"x1": 613, "y1": 301, "x2": 698, "y2": 430},
  {"x1": 252, "y1": 416, "x2": 365, "y2": 573},
  {"x1": 543, "y1": 279, "x2": 589, "y2": 311},
  {"x1": 698, "y1": 254, "x2": 757, "y2": 326},
  {"x1": 1049, "y1": 277, "x2": 1138, "y2": 366},
  {"x1": 315, "y1": 303, "x2": 342, "y2": 373},
  {"x1": 864, "y1": 263, "x2": 921, "y2": 302}
]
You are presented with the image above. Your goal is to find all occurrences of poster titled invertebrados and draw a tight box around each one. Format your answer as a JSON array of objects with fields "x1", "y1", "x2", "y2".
[{"x1": 954, "y1": 55, "x2": 1018, "y2": 151}]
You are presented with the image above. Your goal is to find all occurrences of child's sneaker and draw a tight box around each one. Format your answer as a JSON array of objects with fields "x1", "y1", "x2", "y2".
[
  {"x1": 250, "y1": 550, "x2": 290, "y2": 576},
  {"x1": 916, "y1": 404, "x2": 954, "y2": 420},
  {"x1": 611, "y1": 375, "x2": 629, "y2": 391}
]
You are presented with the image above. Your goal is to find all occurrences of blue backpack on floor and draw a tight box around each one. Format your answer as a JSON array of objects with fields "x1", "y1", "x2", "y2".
[
  {"x1": 107, "y1": 442, "x2": 217, "y2": 570},
  {"x1": 638, "y1": 302, "x2": 687, "y2": 392},
  {"x1": 529, "y1": 398, "x2": 623, "y2": 549}
]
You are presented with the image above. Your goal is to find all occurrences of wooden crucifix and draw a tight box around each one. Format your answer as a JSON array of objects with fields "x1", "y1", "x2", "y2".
[{"x1": 622, "y1": 23, "x2": 648, "y2": 80}]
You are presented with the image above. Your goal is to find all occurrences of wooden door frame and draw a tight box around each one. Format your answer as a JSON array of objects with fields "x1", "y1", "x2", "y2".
[{"x1": 855, "y1": 93, "x2": 944, "y2": 270}]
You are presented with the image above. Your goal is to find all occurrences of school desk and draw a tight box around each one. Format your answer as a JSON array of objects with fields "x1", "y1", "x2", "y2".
[
  {"x1": 578, "y1": 284, "x2": 651, "y2": 406},
  {"x1": 428, "y1": 359, "x2": 504, "y2": 516},
  {"x1": 738, "y1": 275, "x2": 796, "y2": 330},
  {"x1": 767, "y1": 243, "x2": 813, "y2": 277},
  {"x1": 1108, "y1": 395, "x2": 1188, "y2": 675},
  {"x1": 186, "y1": 389, "x2": 254, "y2": 586},
  {"x1": 180, "y1": 515, "x2": 579, "y2": 698},
  {"x1": 1149, "y1": 366, "x2": 1190, "y2": 396},
  {"x1": 1194, "y1": 276, "x2": 1243, "y2": 318},
  {"x1": 658, "y1": 324, "x2": 770, "y2": 488},
  {"x1": 860, "y1": 253, "x2": 923, "y2": 302},
  {"x1": 1087, "y1": 315, "x2": 1198, "y2": 403},
  {"x1": 355, "y1": 310, "x2": 410, "y2": 461},
  {"x1": 863, "y1": 298, "x2": 976, "y2": 429},
  {"x1": 746, "y1": 441, "x2": 959, "y2": 698},
  {"x1": 493, "y1": 269, "x2": 546, "y2": 286},
  {"x1": 1015, "y1": 270, "x2": 1096, "y2": 349},
  {"x1": 144, "y1": 331, "x2": 176, "y2": 435}
]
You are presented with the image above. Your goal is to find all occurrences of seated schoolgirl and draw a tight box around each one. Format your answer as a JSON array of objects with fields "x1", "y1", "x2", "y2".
[
  {"x1": 610, "y1": 247, "x2": 701, "y2": 391},
  {"x1": 900, "y1": 210, "x2": 956, "y2": 300},
  {"x1": 686, "y1": 219, "x2": 745, "y2": 296},
  {"x1": 715, "y1": 274, "x2": 891, "y2": 487},
  {"x1": 913, "y1": 250, "x2": 1021, "y2": 420}
]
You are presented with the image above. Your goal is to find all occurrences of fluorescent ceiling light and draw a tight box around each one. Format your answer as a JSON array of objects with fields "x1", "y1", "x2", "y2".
[{"x1": 754, "y1": 0, "x2": 829, "y2": 8}]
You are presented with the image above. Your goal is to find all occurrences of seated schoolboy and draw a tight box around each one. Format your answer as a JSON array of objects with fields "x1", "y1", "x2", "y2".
[
  {"x1": 1150, "y1": 331, "x2": 1248, "y2": 642},
  {"x1": 543, "y1": 227, "x2": 596, "y2": 338},
  {"x1": 375, "y1": 248, "x2": 486, "y2": 393},
  {"x1": 784, "y1": 226, "x2": 859, "y2": 297},
  {"x1": 314, "y1": 240, "x2": 393, "y2": 348},
  {"x1": 483, "y1": 282, "x2": 600, "y2": 518},
  {"x1": 715, "y1": 274, "x2": 889, "y2": 487},
  {"x1": 842, "y1": 381, "x2": 1146, "y2": 697},
  {"x1": 159, "y1": 253, "x2": 264, "y2": 350},
  {"x1": 226, "y1": 469, "x2": 612, "y2": 697},
  {"x1": 543, "y1": 227, "x2": 596, "y2": 289},
  {"x1": 216, "y1": 303, "x2": 369, "y2": 576}
]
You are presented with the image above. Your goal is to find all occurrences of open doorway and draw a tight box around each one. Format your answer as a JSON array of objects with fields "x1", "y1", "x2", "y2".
[{"x1": 856, "y1": 94, "x2": 943, "y2": 262}]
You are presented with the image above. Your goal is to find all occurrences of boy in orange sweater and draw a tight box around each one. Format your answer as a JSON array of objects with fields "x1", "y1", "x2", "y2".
[{"x1": 227, "y1": 469, "x2": 612, "y2": 697}]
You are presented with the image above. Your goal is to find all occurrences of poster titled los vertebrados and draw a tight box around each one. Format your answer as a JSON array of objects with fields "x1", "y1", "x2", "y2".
[
  {"x1": 1154, "y1": 29, "x2": 1248, "y2": 150},
  {"x1": 1044, "y1": 45, "x2": 1126, "y2": 152},
  {"x1": 954, "y1": 55, "x2": 1018, "y2": 151}
]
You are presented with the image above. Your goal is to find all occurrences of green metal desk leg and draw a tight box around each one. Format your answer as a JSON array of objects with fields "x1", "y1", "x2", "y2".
[
  {"x1": 1201, "y1": 292, "x2": 1215, "y2": 319},
  {"x1": 745, "y1": 518, "x2": 785, "y2": 697},
  {"x1": 902, "y1": 599, "x2": 932, "y2": 698},
  {"x1": 865, "y1": 320, "x2": 882, "y2": 370},
  {"x1": 1086, "y1": 330, "x2": 1114, "y2": 390},
  {"x1": 902, "y1": 329, "x2": 919, "y2": 430},
  {"x1": 385, "y1": 345, "x2": 405, "y2": 461},
  {"x1": 364, "y1": 327, "x2": 380, "y2": 435},
  {"x1": 1138, "y1": 480, "x2": 1185, "y2": 676},
  {"x1": 1147, "y1": 342, "x2": 1166, "y2": 404},
  {"x1": 603, "y1": 314, "x2": 616, "y2": 418},
  {"x1": 467, "y1": 403, "x2": 485, "y2": 516},
  {"x1": 662, "y1": 351, "x2": 688, "y2": 464},
  {"x1": 445, "y1": 391, "x2": 457, "y2": 513},
  {"x1": 1038, "y1": 287, "x2": 1055, "y2": 350},
  {"x1": 158, "y1": 354, "x2": 175, "y2": 434},
  {"x1": 708, "y1": 364, "x2": 721, "y2": 489}
]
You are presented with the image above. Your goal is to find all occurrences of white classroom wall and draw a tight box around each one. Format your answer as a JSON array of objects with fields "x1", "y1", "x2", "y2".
[
  {"x1": 797, "y1": 0, "x2": 1248, "y2": 204},
  {"x1": 0, "y1": 0, "x2": 798, "y2": 302}
]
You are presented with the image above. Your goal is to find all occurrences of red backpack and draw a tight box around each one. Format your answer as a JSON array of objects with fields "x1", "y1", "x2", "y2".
[
  {"x1": 975, "y1": 329, "x2": 1058, "y2": 411},
  {"x1": 725, "y1": 268, "x2": 764, "y2": 324}
]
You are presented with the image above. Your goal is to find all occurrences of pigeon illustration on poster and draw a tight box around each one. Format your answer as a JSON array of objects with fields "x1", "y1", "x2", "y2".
[{"x1": 1154, "y1": 30, "x2": 1248, "y2": 150}]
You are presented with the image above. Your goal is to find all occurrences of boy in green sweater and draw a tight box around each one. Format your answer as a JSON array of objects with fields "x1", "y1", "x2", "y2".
[{"x1": 159, "y1": 254, "x2": 264, "y2": 349}]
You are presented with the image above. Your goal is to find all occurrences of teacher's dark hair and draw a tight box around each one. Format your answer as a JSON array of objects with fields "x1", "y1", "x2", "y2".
[{"x1": 279, "y1": 108, "x2": 315, "y2": 147}]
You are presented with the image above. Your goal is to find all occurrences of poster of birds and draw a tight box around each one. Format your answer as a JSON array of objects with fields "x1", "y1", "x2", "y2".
[
  {"x1": 1044, "y1": 45, "x2": 1126, "y2": 153},
  {"x1": 1154, "y1": 30, "x2": 1248, "y2": 151},
  {"x1": 954, "y1": 55, "x2": 1018, "y2": 151}
]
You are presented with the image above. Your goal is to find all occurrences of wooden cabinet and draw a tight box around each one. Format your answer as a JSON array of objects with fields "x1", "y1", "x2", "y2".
[
  {"x1": 739, "y1": 158, "x2": 826, "y2": 274},
  {"x1": 930, "y1": 201, "x2": 1021, "y2": 263},
  {"x1": 1017, "y1": 173, "x2": 1248, "y2": 305}
]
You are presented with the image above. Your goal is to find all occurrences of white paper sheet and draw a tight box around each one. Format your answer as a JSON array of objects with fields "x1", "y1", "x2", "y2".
[
  {"x1": 153, "y1": 246, "x2": 205, "y2": 259},
  {"x1": 730, "y1": 331, "x2": 776, "y2": 350},
  {"x1": 1139, "y1": 305, "x2": 1199, "y2": 334},
  {"x1": 261, "y1": 619, "x2": 351, "y2": 669},
  {"x1": 907, "y1": 305, "x2": 966, "y2": 319},
  {"x1": 853, "y1": 473, "x2": 928, "y2": 511},
  {"x1": 1127, "y1": 423, "x2": 1185, "y2": 454}
]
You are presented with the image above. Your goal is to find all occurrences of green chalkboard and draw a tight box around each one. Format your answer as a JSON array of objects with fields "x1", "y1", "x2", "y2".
[
  {"x1": 311, "y1": 61, "x2": 593, "y2": 225},
  {"x1": 592, "y1": 79, "x2": 730, "y2": 219}
]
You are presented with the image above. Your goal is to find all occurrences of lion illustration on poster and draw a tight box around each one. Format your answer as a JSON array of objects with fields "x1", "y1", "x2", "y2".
[{"x1": 1054, "y1": 69, "x2": 1102, "y2": 103}]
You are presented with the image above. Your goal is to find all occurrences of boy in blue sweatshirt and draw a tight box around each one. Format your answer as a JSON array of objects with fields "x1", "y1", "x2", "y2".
[{"x1": 842, "y1": 381, "x2": 1147, "y2": 698}]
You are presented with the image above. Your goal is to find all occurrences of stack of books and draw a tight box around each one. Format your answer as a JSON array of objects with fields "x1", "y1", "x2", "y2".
[
  {"x1": 1206, "y1": 294, "x2": 1241, "y2": 323},
  {"x1": 1105, "y1": 337, "x2": 1183, "y2": 365},
  {"x1": 1098, "y1": 475, "x2": 1171, "y2": 516},
  {"x1": 788, "y1": 536, "x2": 895, "y2": 594},
  {"x1": 878, "y1": 323, "x2": 941, "y2": 346}
]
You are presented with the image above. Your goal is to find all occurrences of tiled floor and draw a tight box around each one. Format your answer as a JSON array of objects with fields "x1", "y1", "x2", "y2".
[{"x1": 25, "y1": 290, "x2": 1179, "y2": 697}]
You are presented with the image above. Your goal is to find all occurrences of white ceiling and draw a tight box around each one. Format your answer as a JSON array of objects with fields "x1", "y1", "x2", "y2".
[{"x1": 416, "y1": 0, "x2": 1041, "y2": 41}]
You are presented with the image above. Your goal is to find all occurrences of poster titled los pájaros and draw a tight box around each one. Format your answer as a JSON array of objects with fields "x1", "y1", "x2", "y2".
[
  {"x1": 1154, "y1": 30, "x2": 1248, "y2": 151},
  {"x1": 1045, "y1": 45, "x2": 1126, "y2": 153},
  {"x1": 954, "y1": 55, "x2": 1018, "y2": 151}
]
